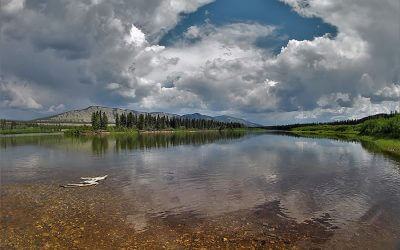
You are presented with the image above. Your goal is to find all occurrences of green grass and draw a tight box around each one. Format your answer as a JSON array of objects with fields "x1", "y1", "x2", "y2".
[
  {"x1": 290, "y1": 116, "x2": 400, "y2": 157},
  {"x1": 110, "y1": 127, "x2": 263, "y2": 135},
  {"x1": 359, "y1": 115, "x2": 400, "y2": 138},
  {"x1": 291, "y1": 124, "x2": 361, "y2": 134},
  {"x1": 371, "y1": 138, "x2": 400, "y2": 154},
  {"x1": 0, "y1": 127, "x2": 60, "y2": 135},
  {"x1": 109, "y1": 128, "x2": 139, "y2": 135}
]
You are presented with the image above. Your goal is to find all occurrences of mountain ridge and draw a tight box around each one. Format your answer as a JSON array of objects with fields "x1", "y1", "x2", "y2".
[{"x1": 35, "y1": 106, "x2": 261, "y2": 127}]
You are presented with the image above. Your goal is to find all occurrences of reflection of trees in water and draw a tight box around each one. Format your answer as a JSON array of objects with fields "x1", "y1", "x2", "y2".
[
  {"x1": 0, "y1": 132, "x2": 247, "y2": 154},
  {"x1": 359, "y1": 140, "x2": 400, "y2": 162},
  {"x1": 91, "y1": 136, "x2": 109, "y2": 155},
  {"x1": 0, "y1": 135, "x2": 91, "y2": 149},
  {"x1": 115, "y1": 132, "x2": 246, "y2": 152},
  {"x1": 0, "y1": 135, "x2": 64, "y2": 149},
  {"x1": 278, "y1": 132, "x2": 400, "y2": 164}
]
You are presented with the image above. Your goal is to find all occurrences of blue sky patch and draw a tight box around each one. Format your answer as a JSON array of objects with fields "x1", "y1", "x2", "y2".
[{"x1": 160, "y1": 0, "x2": 337, "y2": 52}]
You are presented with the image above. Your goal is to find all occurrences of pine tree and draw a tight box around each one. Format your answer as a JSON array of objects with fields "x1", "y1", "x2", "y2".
[
  {"x1": 91, "y1": 112, "x2": 96, "y2": 129},
  {"x1": 138, "y1": 114, "x2": 144, "y2": 130},
  {"x1": 98, "y1": 112, "x2": 102, "y2": 129},
  {"x1": 102, "y1": 112, "x2": 108, "y2": 129},
  {"x1": 155, "y1": 115, "x2": 161, "y2": 130},
  {"x1": 91, "y1": 111, "x2": 101, "y2": 130},
  {"x1": 100, "y1": 112, "x2": 104, "y2": 129},
  {"x1": 161, "y1": 116, "x2": 166, "y2": 129},
  {"x1": 1, "y1": 119, "x2": 6, "y2": 130},
  {"x1": 133, "y1": 114, "x2": 137, "y2": 127},
  {"x1": 96, "y1": 112, "x2": 101, "y2": 130},
  {"x1": 145, "y1": 113, "x2": 150, "y2": 129},
  {"x1": 127, "y1": 112, "x2": 133, "y2": 128},
  {"x1": 120, "y1": 113, "x2": 126, "y2": 128},
  {"x1": 115, "y1": 114, "x2": 120, "y2": 128}
]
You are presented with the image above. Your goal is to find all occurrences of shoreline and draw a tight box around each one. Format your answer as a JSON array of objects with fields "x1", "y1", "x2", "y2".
[
  {"x1": 0, "y1": 128, "x2": 265, "y2": 136},
  {"x1": 4, "y1": 128, "x2": 399, "y2": 159},
  {"x1": 0, "y1": 132, "x2": 64, "y2": 137},
  {"x1": 286, "y1": 130, "x2": 400, "y2": 159}
]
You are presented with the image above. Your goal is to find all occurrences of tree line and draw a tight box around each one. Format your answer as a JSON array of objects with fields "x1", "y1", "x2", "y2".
[
  {"x1": 265, "y1": 111, "x2": 400, "y2": 130},
  {"x1": 91, "y1": 111, "x2": 108, "y2": 130},
  {"x1": 360, "y1": 113, "x2": 400, "y2": 138},
  {"x1": 0, "y1": 119, "x2": 40, "y2": 130},
  {"x1": 113, "y1": 112, "x2": 245, "y2": 130},
  {"x1": 0, "y1": 119, "x2": 11, "y2": 130}
]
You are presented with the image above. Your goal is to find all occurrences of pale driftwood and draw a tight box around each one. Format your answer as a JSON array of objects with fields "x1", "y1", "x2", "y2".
[
  {"x1": 61, "y1": 175, "x2": 108, "y2": 188},
  {"x1": 80, "y1": 175, "x2": 108, "y2": 181}
]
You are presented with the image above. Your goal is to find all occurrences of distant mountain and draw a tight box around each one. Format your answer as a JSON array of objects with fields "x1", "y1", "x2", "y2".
[
  {"x1": 181, "y1": 113, "x2": 260, "y2": 127},
  {"x1": 35, "y1": 106, "x2": 261, "y2": 127},
  {"x1": 181, "y1": 113, "x2": 214, "y2": 121},
  {"x1": 213, "y1": 115, "x2": 260, "y2": 127}
]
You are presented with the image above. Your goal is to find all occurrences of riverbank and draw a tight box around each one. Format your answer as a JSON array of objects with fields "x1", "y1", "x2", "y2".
[
  {"x1": 289, "y1": 129, "x2": 400, "y2": 158},
  {"x1": 283, "y1": 114, "x2": 400, "y2": 158},
  {"x1": 0, "y1": 127, "x2": 264, "y2": 136},
  {"x1": 0, "y1": 128, "x2": 61, "y2": 135},
  {"x1": 63, "y1": 127, "x2": 265, "y2": 136}
]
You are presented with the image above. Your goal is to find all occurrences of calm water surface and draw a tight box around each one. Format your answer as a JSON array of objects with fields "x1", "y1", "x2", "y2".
[{"x1": 1, "y1": 132, "x2": 400, "y2": 249}]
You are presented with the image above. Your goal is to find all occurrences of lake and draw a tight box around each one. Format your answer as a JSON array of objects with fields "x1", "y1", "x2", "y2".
[{"x1": 1, "y1": 132, "x2": 400, "y2": 249}]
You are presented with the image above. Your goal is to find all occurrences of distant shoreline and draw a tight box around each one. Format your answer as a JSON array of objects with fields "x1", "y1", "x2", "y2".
[
  {"x1": 0, "y1": 128, "x2": 265, "y2": 136},
  {"x1": 0, "y1": 132, "x2": 64, "y2": 137},
  {"x1": 288, "y1": 130, "x2": 400, "y2": 159}
]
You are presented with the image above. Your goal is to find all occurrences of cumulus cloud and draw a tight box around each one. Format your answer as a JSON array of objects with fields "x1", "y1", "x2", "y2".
[
  {"x1": 275, "y1": 0, "x2": 399, "y2": 111},
  {"x1": 125, "y1": 25, "x2": 146, "y2": 47},
  {"x1": 371, "y1": 84, "x2": 400, "y2": 102},
  {"x1": 294, "y1": 95, "x2": 400, "y2": 121},
  {"x1": 115, "y1": 23, "x2": 279, "y2": 113},
  {"x1": 0, "y1": 0, "x2": 214, "y2": 117},
  {"x1": 0, "y1": 79, "x2": 42, "y2": 110},
  {"x1": 127, "y1": 0, "x2": 398, "y2": 122}
]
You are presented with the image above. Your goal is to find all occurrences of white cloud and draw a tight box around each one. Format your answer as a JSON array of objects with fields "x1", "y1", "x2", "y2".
[
  {"x1": 185, "y1": 25, "x2": 201, "y2": 39},
  {"x1": 121, "y1": 23, "x2": 278, "y2": 113},
  {"x1": 106, "y1": 82, "x2": 121, "y2": 90},
  {"x1": 124, "y1": 25, "x2": 146, "y2": 47},
  {"x1": 0, "y1": 80, "x2": 43, "y2": 110},
  {"x1": 107, "y1": 1, "x2": 399, "y2": 122},
  {"x1": 294, "y1": 95, "x2": 399, "y2": 122},
  {"x1": 1, "y1": 0, "x2": 24, "y2": 14},
  {"x1": 372, "y1": 84, "x2": 400, "y2": 102},
  {"x1": 265, "y1": 78, "x2": 278, "y2": 87},
  {"x1": 317, "y1": 93, "x2": 350, "y2": 108},
  {"x1": 144, "y1": 45, "x2": 165, "y2": 53},
  {"x1": 0, "y1": 0, "x2": 214, "y2": 118},
  {"x1": 48, "y1": 104, "x2": 65, "y2": 113}
]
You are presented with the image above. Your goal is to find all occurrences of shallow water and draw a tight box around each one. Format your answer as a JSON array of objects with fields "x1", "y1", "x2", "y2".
[{"x1": 1, "y1": 132, "x2": 400, "y2": 249}]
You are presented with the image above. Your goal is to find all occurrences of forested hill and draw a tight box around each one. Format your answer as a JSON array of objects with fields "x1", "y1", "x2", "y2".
[
  {"x1": 264, "y1": 112, "x2": 399, "y2": 131},
  {"x1": 35, "y1": 106, "x2": 261, "y2": 127}
]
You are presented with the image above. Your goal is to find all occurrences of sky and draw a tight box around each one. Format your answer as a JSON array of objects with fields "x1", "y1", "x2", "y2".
[{"x1": 0, "y1": 0, "x2": 399, "y2": 125}]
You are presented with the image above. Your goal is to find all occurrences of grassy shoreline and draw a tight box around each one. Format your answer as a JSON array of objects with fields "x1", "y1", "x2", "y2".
[
  {"x1": 289, "y1": 129, "x2": 400, "y2": 158},
  {"x1": 0, "y1": 127, "x2": 265, "y2": 136},
  {"x1": 284, "y1": 114, "x2": 400, "y2": 158},
  {"x1": 0, "y1": 128, "x2": 61, "y2": 135},
  {"x1": 76, "y1": 127, "x2": 265, "y2": 136}
]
